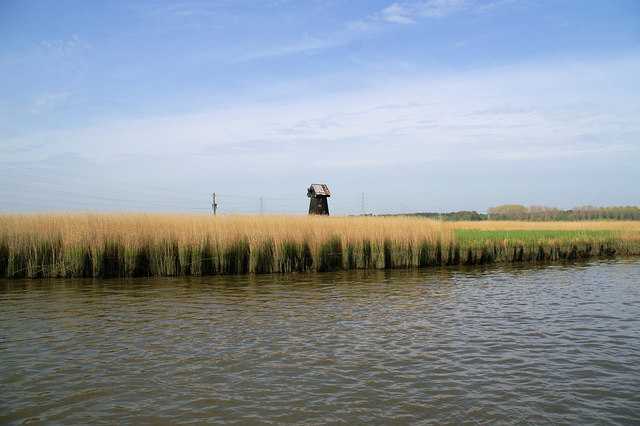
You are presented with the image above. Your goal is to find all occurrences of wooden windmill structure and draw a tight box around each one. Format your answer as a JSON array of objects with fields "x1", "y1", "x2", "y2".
[{"x1": 307, "y1": 184, "x2": 331, "y2": 215}]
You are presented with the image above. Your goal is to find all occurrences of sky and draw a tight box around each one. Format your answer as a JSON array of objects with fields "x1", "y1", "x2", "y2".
[{"x1": 1, "y1": 0, "x2": 639, "y2": 214}]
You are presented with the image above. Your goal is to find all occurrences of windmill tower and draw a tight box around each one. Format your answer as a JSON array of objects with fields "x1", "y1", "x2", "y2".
[{"x1": 307, "y1": 184, "x2": 331, "y2": 215}]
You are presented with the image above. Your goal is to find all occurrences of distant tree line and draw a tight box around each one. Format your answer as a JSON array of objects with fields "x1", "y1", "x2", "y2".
[
  {"x1": 397, "y1": 211, "x2": 487, "y2": 221},
  {"x1": 486, "y1": 205, "x2": 640, "y2": 221},
  {"x1": 385, "y1": 205, "x2": 640, "y2": 221}
]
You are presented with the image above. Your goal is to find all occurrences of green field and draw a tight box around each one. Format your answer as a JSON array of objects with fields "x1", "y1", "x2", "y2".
[{"x1": 455, "y1": 229, "x2": 616, "y2": 244}]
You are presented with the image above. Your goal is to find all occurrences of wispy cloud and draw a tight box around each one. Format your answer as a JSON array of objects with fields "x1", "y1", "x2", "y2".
[
  {"x1": 380, "y1": 0, "x2": 465, "y2": 24},
  {"x1": 380, "y1": 3, "x2": 419, "y2": 24},
  {"x1": 379, "y1": 0, "x2": 515, "y2": 24},
  {"x1": 30, "y1": 91, "x2": 71, "y2": 114},
  {"x1": 3, "y1": 54, "x2": 639, "y2": 212},
  {"x1": 40, "y1": 34, "x2": 91, "y2": 57},
  {"x1": 234, "y1": 35, "x2": 347, "y2": 62},
  {"x1": 5, "y1": 54, "x2": 638, "y2": 166},
  {"x1": 243, "y1": 0, "x2": 516, "y2": 61}
]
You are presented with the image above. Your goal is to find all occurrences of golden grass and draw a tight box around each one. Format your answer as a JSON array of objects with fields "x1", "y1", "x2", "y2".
[
  {"x1": 0, "y1": 213, "x2": 450, "y2": 249},
  {"x1": 0, "y1": 214, "x2": 450, "y2": 277},
  {"x1": 0, "y1": 214, "x2": 638, "y2": 278}
]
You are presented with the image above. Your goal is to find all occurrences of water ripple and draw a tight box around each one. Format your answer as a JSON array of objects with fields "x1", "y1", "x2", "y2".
[{"x1": 1, "y1": 260, "x2": 640, "y2": 424}]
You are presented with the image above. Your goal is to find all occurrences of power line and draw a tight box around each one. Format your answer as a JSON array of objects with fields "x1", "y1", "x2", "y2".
[
  {"x1": 1, "y1": 167, "x2": 303, "y2": 205},
  {"x1": 1, "y1": 165, "x2": 316, "y2": 213},
  {"x1": 0, "y1": 196, "x2": 211, "y2": 212}
]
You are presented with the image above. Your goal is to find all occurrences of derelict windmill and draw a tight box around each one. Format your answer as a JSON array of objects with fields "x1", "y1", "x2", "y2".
[{"x1": 307, "y1": 184, "x2": 331, "y2": 215}]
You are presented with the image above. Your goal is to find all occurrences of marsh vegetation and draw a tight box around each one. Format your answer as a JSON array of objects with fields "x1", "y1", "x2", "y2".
[{"x1": 1, "y1": 214, "x2": 639, "y2": 278}]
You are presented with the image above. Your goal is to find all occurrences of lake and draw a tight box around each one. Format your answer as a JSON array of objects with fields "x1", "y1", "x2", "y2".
[{"x1": 1, "y1": 260, "x2": 639, "y2": 424}]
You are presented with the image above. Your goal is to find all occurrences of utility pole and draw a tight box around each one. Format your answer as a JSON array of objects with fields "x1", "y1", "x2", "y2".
[
  {"x1": 361, "y1": 192, "x2": 365, "y2": 215},
  {"x1": 259, "y1": 197, "x2": 264, "y2": 215},
  {"x1": 212, "y1": 192, "x2": 218, "y2": 215}
]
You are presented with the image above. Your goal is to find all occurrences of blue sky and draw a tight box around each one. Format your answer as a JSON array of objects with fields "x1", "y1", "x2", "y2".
[{"x1": 1, "y1": 0, "x2": 639, "y2": 214}]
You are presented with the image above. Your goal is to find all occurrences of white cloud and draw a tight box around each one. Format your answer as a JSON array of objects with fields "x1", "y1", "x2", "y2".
[
  {"x1": 40, "y1": 34, "x2": 91, "y2": 57},
  {"x1": 30, "y1": 91, "x2": 71, "y2": 114},
  {"x1": 234, "y1": 36, "x2": 346, "y2": 62},
  {"x1": 381, "y1": 4, "x2": 417, "y2": 24},
  {"x1": 5, "y1": 55, "x2": 638, "y2": 164},
  {"x1": 244, "y1": 0, "x2": 514, "y2": 60},
  {"x1": 379, "y1": 0, "x2": 513, "y2": 24},
  {"x1": 379, "y1": 0, "x2": 465, "y2": 24},
  {"x1": 3, "y1": 54, "x2": 639, "y2": 212},
  {"x1": 415, "y1": 0, "x2": 468, "y2": 18}
]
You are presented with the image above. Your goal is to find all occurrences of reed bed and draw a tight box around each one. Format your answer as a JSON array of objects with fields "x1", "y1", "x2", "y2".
[{"x1": 1, "y1": 214, "x2": 639, "y2": 278}]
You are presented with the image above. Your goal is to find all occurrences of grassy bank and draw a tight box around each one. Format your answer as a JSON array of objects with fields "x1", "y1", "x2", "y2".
[{"x1": 1, "y1": 214, "x2": 639, "y2": 278}]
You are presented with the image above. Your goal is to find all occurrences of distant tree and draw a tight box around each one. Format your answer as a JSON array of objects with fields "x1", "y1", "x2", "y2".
[
  {"x1": 486, "y1": 204, "x2": 640, "y2": 221},
  {"x1": 383, "y1": 206, "x2": 640, "y2": 221},
  {"x1": 488, "y1": 204, "x2": 528, "y2": 220},
  {"x1": 382, "y1": 211, "x2": 488, "y2": 221}
]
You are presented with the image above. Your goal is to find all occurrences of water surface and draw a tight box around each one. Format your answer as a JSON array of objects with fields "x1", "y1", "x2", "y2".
[{"x1": 1, "y1": 260, "x2": 639, "y2": 424}]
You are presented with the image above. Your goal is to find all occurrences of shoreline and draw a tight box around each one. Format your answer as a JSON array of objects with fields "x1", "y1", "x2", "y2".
[{"x1": 0, "y1": 246, "x2": 633, "y2": 280}]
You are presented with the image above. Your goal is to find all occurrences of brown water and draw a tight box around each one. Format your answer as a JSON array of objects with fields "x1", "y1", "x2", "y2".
[{"x1": 1, "y1": 260, "x2": 639, "y2": 425}]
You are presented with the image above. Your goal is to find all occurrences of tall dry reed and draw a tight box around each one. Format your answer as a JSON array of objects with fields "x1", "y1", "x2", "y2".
[
  {"x1": 0, "y1": 214, "x2": 638, "y2": 278},
  {"x1": 0, "y1": 214, "x2": 450, "y2": 278}
]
